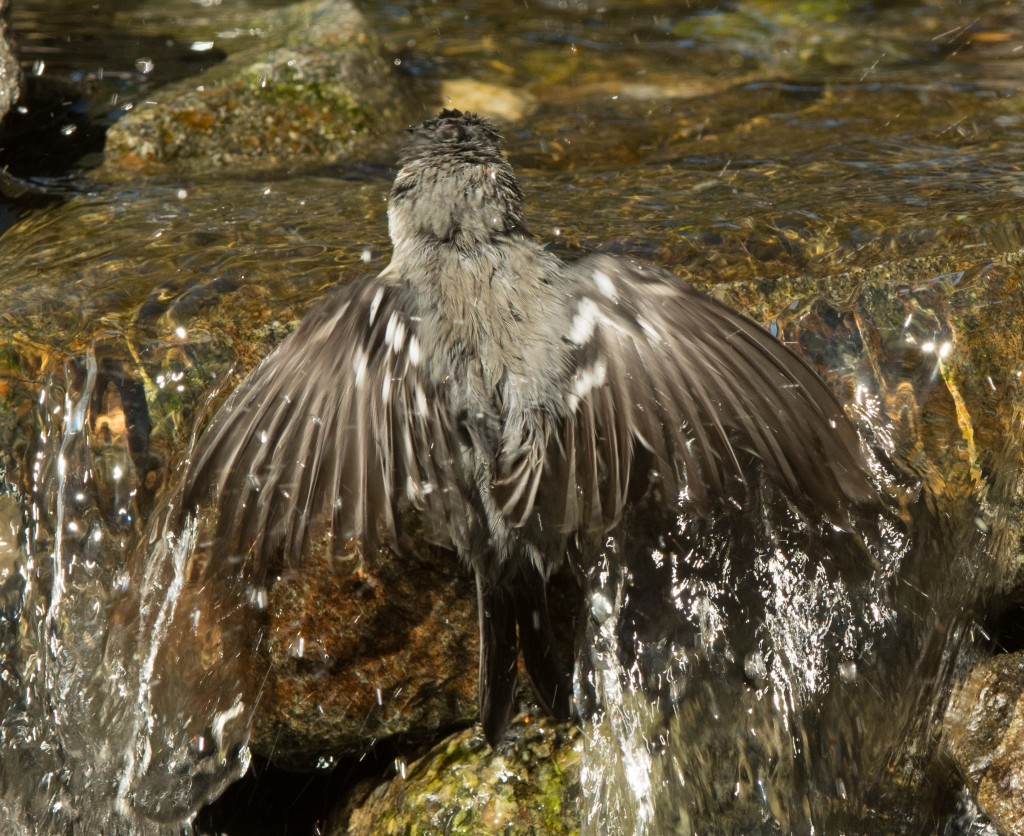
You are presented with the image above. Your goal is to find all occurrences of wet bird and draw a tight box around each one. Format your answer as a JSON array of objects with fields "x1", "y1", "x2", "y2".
[{"x1": 182, "y1": 109, "x2": 878, "y2": 744}]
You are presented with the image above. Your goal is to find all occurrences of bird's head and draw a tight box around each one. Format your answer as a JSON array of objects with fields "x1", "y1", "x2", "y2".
[{"x1": 387, "y1": 109, "x2": 526, "y2": 251}]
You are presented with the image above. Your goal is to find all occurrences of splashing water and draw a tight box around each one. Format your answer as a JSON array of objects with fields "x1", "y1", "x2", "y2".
[
  {"x1": 0, "y1": 348, "x2": 252, "y2": 833},
  {"x1": 575, "y1": 403, "x2": 924, "y2": 834}
]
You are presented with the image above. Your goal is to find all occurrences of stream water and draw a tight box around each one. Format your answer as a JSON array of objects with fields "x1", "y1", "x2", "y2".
[{"x1": 1, "y1": 0, "x2": 1023, "y2": 833}]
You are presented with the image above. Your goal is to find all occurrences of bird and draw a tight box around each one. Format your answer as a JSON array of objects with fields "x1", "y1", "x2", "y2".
[{"x1": 181, "y1": 109, "x2": 879, "y2": 745}]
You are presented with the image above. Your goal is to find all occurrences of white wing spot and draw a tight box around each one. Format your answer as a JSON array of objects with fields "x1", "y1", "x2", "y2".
[
  {"x1": 574, "y1": 360, "x2": 608, "y2": 399},
  {"x1": 385, "y1": 314, "x2": 407, "y2": 353},
  {"x1": 569, "y1": 298, "x2": 601, "y2": 345},
  {"x1": 408, "y1": 334, "x2": 422, "y2": 367},
  {"x1": 353, "y1": 348, "x2": 368, "y2": 388},
  {"x1": 592, "y1": 269, "x2": 617, "y2": 300},
  {"x1": 369, "y1": 287, "x2": 385, "y2": 324},
  {"x1": 382, "y1": 374, "x2": 392, "y2": 401},
  {"x1": 415, "y1": 385, "x2": 428, "y2": 415}
]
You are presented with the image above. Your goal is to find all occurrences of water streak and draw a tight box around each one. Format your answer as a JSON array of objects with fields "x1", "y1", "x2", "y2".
[{"x1": 1, "y1": 349, "x2": 251, "y2": 833}]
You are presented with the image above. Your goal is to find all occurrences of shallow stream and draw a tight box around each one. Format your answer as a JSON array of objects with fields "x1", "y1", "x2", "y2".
[{"x1": 1, "y1": 1, "x2": 1023, "y2": 833}]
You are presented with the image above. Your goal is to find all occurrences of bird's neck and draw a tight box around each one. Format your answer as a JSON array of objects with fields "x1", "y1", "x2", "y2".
[{"x1": 387, "y1": 235, "x2": 560, "y2": 387}]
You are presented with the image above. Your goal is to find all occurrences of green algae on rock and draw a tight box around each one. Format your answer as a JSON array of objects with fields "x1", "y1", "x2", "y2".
[
  {"x1": 102, "y1": 0, "x2": 415, "y2": 174},
  {"x1": 339, "y1": 715, "x2": 581, "y2": 835}
]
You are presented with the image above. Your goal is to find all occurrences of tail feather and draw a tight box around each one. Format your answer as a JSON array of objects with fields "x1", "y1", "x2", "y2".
[
  {"x1": 477, "y1": 576, "x2": 519, "y2": 745},
  {"x1": 477, "y1": 563, "x2": 573, "y2": 744},
  {"x1": 514, "y1": 567, "x2": 572, "y2": 721}
]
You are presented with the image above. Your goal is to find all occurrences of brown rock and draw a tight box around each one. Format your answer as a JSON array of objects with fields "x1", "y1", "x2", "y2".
[
  {"x1": 251, "y1": 532, "x2": 479, "y2": 767},
  {"x1": 103, "y1": 0, "x2": 413, "y2": 174},
  {"x1": 945, "y1": 651, "x2": 1024, "y2": 835}
]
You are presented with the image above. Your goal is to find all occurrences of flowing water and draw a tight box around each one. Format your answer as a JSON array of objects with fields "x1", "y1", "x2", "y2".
[{"x1": 1, "y1": 0, "x2": 1024, "y2": 833}]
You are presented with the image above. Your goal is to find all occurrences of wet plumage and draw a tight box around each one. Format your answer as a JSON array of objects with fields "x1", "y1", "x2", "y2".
[{"x1": 183, "y1": 110, "x2": 878, "y2": 744}]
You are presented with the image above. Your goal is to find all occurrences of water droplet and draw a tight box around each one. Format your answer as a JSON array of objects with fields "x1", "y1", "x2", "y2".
[
  {"x1": 246, "y1": 586, "x2": 268, "y2": 610},
  {"x1": 743, "y1": 650, "x2": 767, "y2": 684},
  {"x1": 134, "y1": 57, "x2": 155, "y2": 74},
  {"x1": 589, "y1": 590, "x2": 614, "y2": 624}
]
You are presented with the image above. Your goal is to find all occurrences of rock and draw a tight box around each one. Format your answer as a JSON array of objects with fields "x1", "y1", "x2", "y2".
[
  {"x1": 437, "y1": 79, "x2": 536, "y2": 123},
  {"x1": 0, "y1": 0, "x2": 19, "y2": 125},
  {"x1": 714, "y1": 251, "x2": 1024, "y2": 549},
  {"x1": 103, "y1": 0, "x2": 414, "y2": 173},
  {"x1": 336, "y1": 714, "x2": 581, "y2": 835},
  {"x1": 945, "y1": 652, "x2": 1024, "y2": 835},
  {"x1": 252, "y1": 531, "x2": 479, "y2": 768}
]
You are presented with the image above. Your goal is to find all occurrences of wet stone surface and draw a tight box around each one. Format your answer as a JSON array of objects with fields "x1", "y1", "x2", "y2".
[
  {"x1": 103, "y1": 0, "x2": 416, "y2": 174},
  {"x1": 337, "y1": 714, "x2": 581, "y2": 835},
  {"x1": 946, "y1": 651, "x2": 1024, "y2": 836},
  {"x1": 254, "y1": 532, "x2": 479, "y2": 768}
]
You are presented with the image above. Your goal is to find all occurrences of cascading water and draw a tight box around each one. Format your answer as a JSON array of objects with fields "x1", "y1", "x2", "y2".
[
  {"x1": 572, "y1": 295, "x2": 1018, "y2": 834},
  {"x1": 0, "y1": 346, "x2": 252, "y2": 834},
  {"x1": 575, "y1": 435, "x2": 911, "y2": 834}
]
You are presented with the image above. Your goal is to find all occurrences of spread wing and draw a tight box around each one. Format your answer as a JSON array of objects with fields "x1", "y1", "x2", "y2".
[
  {"x1": 537, "y1": 254, "x2": 878, "y2": 539},
  {"x1": 181, "y1": 277, "x2": 466, "y2": 581}
]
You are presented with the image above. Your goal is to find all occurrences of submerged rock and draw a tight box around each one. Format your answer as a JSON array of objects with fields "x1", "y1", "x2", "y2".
[
  {"x1": 103, "y1": 0, "x2": 414, "y2": 173},
  {"x1": 1, "y1": 125, "x2": 1023, "y2": 831}
]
